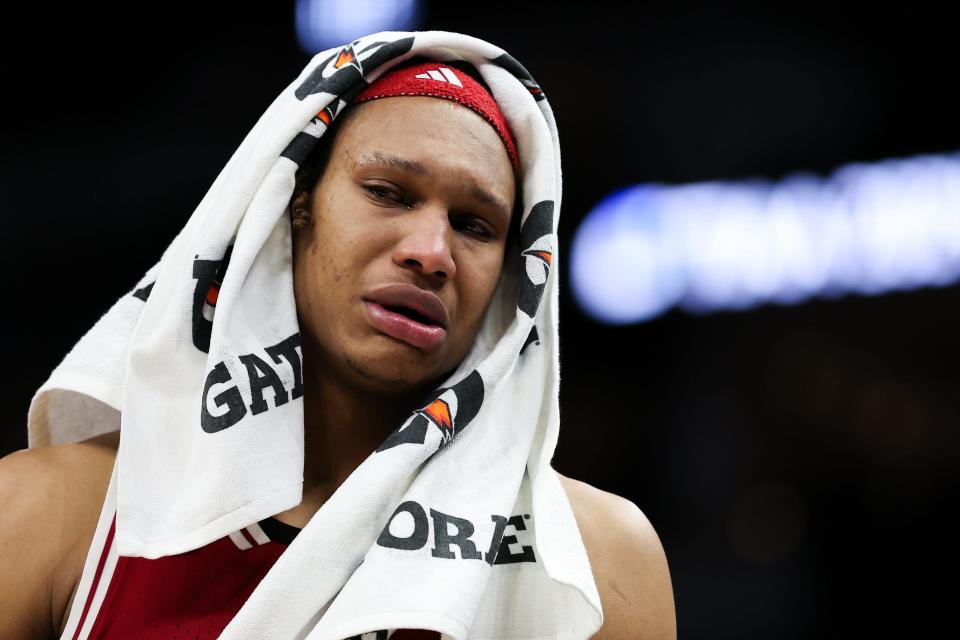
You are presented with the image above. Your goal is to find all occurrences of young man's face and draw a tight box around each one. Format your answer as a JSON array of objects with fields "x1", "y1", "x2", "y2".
[{"x1": 293, "y1": 96, "x2": 516, "y2": 396}]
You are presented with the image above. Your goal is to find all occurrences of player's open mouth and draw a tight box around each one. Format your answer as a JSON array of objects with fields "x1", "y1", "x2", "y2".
[
  {"x1": 362, "y1": 282, "x2": 450, "y2": 350},
  {"x1": 363, "y1": 301, "x2": 447, "y2": 350}
]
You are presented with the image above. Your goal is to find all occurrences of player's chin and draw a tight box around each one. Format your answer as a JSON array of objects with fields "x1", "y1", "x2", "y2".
[{"x1": 345, "y1": 341, "x2": 447, "y2": 392}]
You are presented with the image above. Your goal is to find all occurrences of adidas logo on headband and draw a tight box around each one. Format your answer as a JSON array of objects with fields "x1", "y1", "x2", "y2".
[{"x1": 413, "y1": 67, "x2": 464, "y2": 87}]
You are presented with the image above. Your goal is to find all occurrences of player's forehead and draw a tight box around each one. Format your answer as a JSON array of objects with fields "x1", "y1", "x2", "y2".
[{"x1": 330, "y1": 98, "x2": 515, "y2": 196}]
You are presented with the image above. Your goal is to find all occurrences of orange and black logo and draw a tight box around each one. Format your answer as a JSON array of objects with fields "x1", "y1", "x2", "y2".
[
  {"x1": 284, "y1": 37, "x2": 415, "y2": 166},
  {"x1": 518, "y1": 200, "x2": 554, "y2": 318},
  {"x1": 332, "y1": 44, "x2": 360, "y2": 71},
  {"x1": 191, "y1": 244, "x2": 234, "y2": 353},
  {"x1": 294, "y1": 37, "x2": 415, "y2": 101},
  {"x1": 377, "y1": 370, "x2": 485, "y2": 452}
]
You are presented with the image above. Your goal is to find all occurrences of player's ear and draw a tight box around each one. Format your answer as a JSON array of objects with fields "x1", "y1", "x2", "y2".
[{"x1": 290, "y1": 190, "x2": 312, "y2": 231}]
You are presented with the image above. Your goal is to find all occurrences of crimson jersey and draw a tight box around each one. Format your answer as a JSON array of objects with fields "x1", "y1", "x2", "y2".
[{"x1": 65, "y1": 511, "x2": 442, "y2": 640}]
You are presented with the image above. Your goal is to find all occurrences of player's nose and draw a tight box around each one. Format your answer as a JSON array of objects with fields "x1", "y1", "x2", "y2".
[{"x1": 392, "y1": 208, "x2": 457, "y2": 284}]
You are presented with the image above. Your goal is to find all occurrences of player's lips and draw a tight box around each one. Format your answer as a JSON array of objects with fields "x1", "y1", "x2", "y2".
[{"x1": 362, "y1": 283, "x2": 449, "y2": 350}]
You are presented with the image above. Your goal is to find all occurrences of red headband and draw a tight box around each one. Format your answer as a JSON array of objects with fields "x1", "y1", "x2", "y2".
[{"x1": 351, "y1": 61, "x2": 520, "y2": 172}]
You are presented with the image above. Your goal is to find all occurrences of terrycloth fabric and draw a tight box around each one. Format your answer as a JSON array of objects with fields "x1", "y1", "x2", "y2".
[{"x1": 28, "y1": 30, "x2": 602, "y2": 639}]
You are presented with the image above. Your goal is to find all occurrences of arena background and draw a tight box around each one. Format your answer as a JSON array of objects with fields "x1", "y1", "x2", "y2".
[{"x1": 3, "y1": 2, "x2": 958, "y2": 637}]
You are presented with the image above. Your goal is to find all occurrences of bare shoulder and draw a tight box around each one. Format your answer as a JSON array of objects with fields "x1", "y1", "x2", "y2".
[
  {"x1": 0, "y1": 431, "x2": 119, "y2": 639},
  {"x1": 556, "y1": 471, "x2": 677, "y2": 640}
]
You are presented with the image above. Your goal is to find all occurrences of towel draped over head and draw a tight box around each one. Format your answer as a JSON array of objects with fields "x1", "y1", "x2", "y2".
[{"x1": 28, "y1": 30, "x2": 603, "y2": 639}]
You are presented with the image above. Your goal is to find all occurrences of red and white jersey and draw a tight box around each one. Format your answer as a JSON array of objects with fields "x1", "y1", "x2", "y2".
[{"x1": 60, "y1": 464, "x2": 442, "y2": 640}]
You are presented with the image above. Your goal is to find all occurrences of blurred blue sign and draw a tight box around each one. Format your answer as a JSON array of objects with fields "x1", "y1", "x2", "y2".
[
  {"x1": 571, "y1": 153, "x2": 960, "y2": 323},
  {"x1": 296, "y1": 0, "x2": 421, "y2": 54}
]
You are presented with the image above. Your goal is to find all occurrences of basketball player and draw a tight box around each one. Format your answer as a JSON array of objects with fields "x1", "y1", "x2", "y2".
[{"x1": 0, "y1": 55, "x2": 676, "y2": 639}]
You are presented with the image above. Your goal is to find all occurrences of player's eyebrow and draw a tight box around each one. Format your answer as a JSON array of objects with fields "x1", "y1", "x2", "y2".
[
  {"x1": 468, "y1": 184, "x2": 512, "y2": 225},
  {"x1": 358, "y1": 151, "x2": 512, "y2": 224},
  {"x1": 358, "y1": 151, "x2": 428, "y2": 176}
]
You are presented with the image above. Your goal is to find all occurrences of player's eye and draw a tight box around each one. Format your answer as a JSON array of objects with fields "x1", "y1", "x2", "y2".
[
  {"x1": 452, "y1": 214, "x2": 495, "y2": 240},
  {"x1": 364, "y1": 184, "x2": 403, "y2": 203},
  {"x1": 366, "y1": 185, "x2": 385, "y2": 196}
]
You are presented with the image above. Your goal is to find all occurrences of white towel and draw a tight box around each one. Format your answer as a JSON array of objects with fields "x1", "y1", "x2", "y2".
[{"x1": 28, "y1": 30, "x2": 603, "y2": 639}]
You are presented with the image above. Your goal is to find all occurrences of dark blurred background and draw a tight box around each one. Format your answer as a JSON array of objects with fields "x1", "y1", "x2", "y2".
[{"x1": 3, "y1": 1, "x2": 958, "y2": 637}]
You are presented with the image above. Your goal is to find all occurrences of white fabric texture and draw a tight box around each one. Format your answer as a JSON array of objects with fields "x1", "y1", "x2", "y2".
[{"x1": 27, "y1": 30, "x2": 603, "y2": 639}]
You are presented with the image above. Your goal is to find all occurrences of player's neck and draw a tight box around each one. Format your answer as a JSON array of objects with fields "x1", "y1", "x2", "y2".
[{"x1": 288, "y1": 364, "x2": 427, "y2": 523}]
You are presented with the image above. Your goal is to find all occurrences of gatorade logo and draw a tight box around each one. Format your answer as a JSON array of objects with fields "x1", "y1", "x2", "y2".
[{"x1": 377, "y1": 370, "x2": 484, "y2": 452}]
